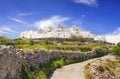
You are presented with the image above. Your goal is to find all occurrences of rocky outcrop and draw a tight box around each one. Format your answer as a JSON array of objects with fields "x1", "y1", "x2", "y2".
[
  {"x1": 0, "y1": 45, "x2": 23, "y2": 79},
  {"x1": 20, "y1": 25, "x2": 106, "y2": 41},
  {"x1": 84, "y1": 57, "x2": 120, "y2": 79}
]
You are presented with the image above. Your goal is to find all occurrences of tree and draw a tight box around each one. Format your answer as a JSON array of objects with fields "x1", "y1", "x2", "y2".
[
  {"x1": 70, "y1": 35, "x2": 77, "y2": 41},
  {"x1": 70, "y1": 35, "x2": 84, "y2": 41},
  {"x1": 29, "y1": 40, "x2": 34, "y2": 45},
  {"x1": 77, "y1": 35, "x2": 84, "y2": 42}
]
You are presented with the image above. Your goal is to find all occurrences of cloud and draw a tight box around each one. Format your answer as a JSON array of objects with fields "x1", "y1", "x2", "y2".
[
  {"x1": 2, "y1": 27, "x2": 16, "y2": 33},
  {"x1": 75, "y1": 0, "x2": 98, "y2": 6},
  {"x1": 8, "y1": 16, "x2": 25, "y2": 24},
  {"x1": 17, "y1": 12, "x2": 34, "y2": 17},
  {"x1": 105, "y1": 28, "x2": 120, "y2": 44},
  {"x1": 0, "y1": 26, "x2": 16, "y2": 34},
  {"x1": 0, "y1": 30, "x2": 6, "y2": 34},
  {"x1": 34, "y1": 15, "x2": 70, "y2": 29}
]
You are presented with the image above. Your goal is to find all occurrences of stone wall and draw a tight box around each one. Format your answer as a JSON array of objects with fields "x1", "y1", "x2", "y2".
[
  {"x1": 0, "y1": 45, "x2": 111, "y2": 79},
  {"x1": 24, "y1": 48, "x2": 111, "y2": 67}
]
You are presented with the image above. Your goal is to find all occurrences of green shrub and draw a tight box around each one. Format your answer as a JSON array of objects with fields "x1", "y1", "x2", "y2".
[
  {"x1": 13, "y1": 39, "x2": 35, "y2": 45},
  {"x1": 84, "y1": 63, "x2": 93, "y2": 79},
  {"x1": 96, "y1": 66, "x2": 104, "y2": 72},
  {"x1": 35, "y1": 71, "x2": 47, "y2": 79},
  {"x1": 0, "y1": 36, "x2": 13, "y2": 45},
  {"x1": 77, "y1": 35, "x2": 84, "y2": 42},
  {"x1": 80, "y1": 46, "x2": 92, "y2": 52},
  {"x1": 52, "y1": 59, "x2": 65, "y2": 68},
  {"x1": 20, "y1": 64, "x2": 29, "y2": 79},
  {"x1": 69, "y1": 35, "x2": 84, "y2": 41},
  {"x1": 113, "y1": 42, "x2": 120, "y2": 55},
  {"x1": 84, "y1": 71, "x2": 93, "y2": 79}
]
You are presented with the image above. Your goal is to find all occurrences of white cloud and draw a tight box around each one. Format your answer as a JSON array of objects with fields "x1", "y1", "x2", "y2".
[
  {"x1": 8, "y1": 16, "x2": 25, "y2": 24},
  {"x1": 75, "y1": 0, "x2": 98, "y2": 6},
  {"x1": 2, "y1": 27, "x2": 16, "y2": 33},
  {"x1": 105, "y1": 28, "x2": 120, "y2": 44},
  {"x1": 34, "y1": 15, "x2": 70, "y2": 29},
  {"x1": 0, "y1": 26, "x2": 16, "y2": 34},
  {"x1": 0, "y1": 30, "x2": 7, "y2": 34}
]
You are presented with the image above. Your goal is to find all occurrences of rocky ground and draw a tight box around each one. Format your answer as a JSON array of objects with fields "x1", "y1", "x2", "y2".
[{"x1": 84, "y1": 55, "x2": 120, "y2": 79}]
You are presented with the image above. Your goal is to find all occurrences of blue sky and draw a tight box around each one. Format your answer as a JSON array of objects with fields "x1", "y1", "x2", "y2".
[{"x1": 0, "y1": 0, "x2": 120, "y2": 43}]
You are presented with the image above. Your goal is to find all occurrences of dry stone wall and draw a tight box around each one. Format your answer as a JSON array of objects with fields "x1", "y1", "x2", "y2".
[{"x1": 0, "y1": 45, "x2": 111, "y2": 79}]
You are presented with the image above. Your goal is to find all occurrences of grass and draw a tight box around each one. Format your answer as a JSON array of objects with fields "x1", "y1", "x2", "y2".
[
  {"x1": 15, "y1": 44, "x2": 94, "y2": 52},
  {"x1": 84, "y1": 63, "x2": 93, "y2": 79}
]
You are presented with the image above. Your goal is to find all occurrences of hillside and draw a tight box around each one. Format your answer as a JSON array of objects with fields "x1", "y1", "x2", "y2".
[
  {"x1": 0, "y1": 36, "x2": 116, "y2": 79},
  {"x1": 0, "y1": 36, "x2": 114, "y2": 52},
  {"x1": 0, "y1": 45, "x2": 111, "y2": 79}
]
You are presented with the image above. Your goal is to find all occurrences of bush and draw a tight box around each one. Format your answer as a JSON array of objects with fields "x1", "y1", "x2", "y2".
[
  {"x1": 80, "y1": 46, "x2": 92, "y2": 52},
  {"x1": 13, "y1": 39, "x2": 35, "y2": 45},
  {"x1": 35, "y1": 71, "x2": 47, "y2": 79},
  {"x1": 84, "y1": 63, "x2": 93, "y2": 79},
  {"x1": 96, "y1": 66, "x2": 104, "y2": 72},
  {"x1": 77, "y1": 35, "x2": 84, "y2": 42},
  {"x1": 69, "y1": 35, "x2": 84, "y2": 41},
  {"x1": 52, "y1": 59, "x2": 65, "y2": 68},
  {"x1": 84, "y1": 71, "x2": 93, "y2": 79},
  {"x1": 113, "y1": 42, "x2": 120, "y2": 55},
  {"x1": 20, "y1": 64, "x2": 29, "y2": 79},
  {"x1": 0, "y1": 36, "x2": 13, "y2": 45}
]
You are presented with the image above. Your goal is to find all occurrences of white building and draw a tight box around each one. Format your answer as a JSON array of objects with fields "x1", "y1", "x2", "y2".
[{"x1": 19, "y1": 25, "x2": 106, "y2": 41}]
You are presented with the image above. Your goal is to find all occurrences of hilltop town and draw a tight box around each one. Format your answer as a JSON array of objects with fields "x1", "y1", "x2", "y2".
[{"x1": 20, "y1": 25, "x2": 105, "y2": 41}]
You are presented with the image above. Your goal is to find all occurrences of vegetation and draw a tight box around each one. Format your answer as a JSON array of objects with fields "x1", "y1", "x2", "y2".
[
  {"x1": 96, "y1": 65, "x2": 104, "y2": 72},
  {"x1": 19, "y1": 58, "x2": 83, "y2": 79},
  {"x1": 84, "y1": 63, "x2": 93, "y2": 79},
  {"x1": 0, "y1": 36, "x2": 13, "y2": 45},
  {"x1": 0, "y1": 36, "x2": 110, "y2": 52},
  {"x1": 69, "y1": 35, "x2": 84, "y2": 42},
  {"x1": 113, "y1": 42, "x2": 120, "y2": 55}
]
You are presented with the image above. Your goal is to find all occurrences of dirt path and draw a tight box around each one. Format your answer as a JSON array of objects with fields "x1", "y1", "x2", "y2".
[{"x1": 50, "y1": 54, "x2": 115, "y2": 79}]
